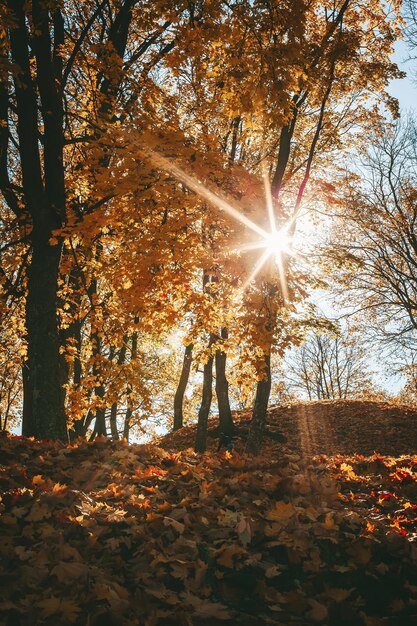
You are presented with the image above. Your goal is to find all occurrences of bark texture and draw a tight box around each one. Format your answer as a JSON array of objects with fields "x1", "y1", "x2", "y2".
[
  {"x1": 173, "y1": 343, "x2": 193, "y2": 430},
  {"x1": 246, "y1": 354, "x2": 271, "y2": 455},
  {"x1": 195, "y1": 345, "x2": 214, "y2": 453},
  {"x1": 215, "y1": 328, "x2": 235, "y2": 436}
]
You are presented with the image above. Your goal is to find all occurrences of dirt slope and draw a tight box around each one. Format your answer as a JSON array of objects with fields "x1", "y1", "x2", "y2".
[{"x1": 159, "y1": 399, "x2": 417, "y2": 457}]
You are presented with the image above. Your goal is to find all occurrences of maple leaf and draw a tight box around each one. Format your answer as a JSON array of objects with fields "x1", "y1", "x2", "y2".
[
  {"x1": 324, "y1": 587, "x2": 353, "y2": 603},
  {"x1": 32, "y1": 475, "x2": 48, "y2": 488},
  {"x1": 266, "y1": 501, "x2": 296, "y2": 522},
  {"x1": 183, "y1": 593, "x2": 233, "y2": 620},
  {"x1": 236, "y1": 516, "x2": 252, "y2": 546}
]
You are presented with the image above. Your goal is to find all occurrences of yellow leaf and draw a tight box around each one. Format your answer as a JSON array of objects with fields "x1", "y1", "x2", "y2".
[
  {"x1": 266, "y1": 501, "x2": 296, "y2": 522},
  {"x1": 52, "y1": 482, "x2": 67, "y2": 494},
  {"x1": 340, "y1": 463, "x2": 358, "y2": 480}
]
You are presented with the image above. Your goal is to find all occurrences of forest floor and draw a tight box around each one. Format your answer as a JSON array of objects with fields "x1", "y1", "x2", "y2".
[{"x1": 2, "y1": 400, "x2": 417, "y2": 626}]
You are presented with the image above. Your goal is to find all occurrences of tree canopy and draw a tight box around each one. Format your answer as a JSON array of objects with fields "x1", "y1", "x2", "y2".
[{"x1": 0, "y1": 0, "x2": 408, "y2": 450}]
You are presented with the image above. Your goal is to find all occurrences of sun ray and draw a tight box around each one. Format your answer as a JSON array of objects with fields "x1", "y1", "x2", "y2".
[
  {"x1": 242, "y1": 247, "x2": 272, "y2": 291},
  {"x1": 228, "y1": 240, "x2": 271, "y2": 255},
  {"x1": 275, "y1": 246, "x2": 289, "y2": 301},
  {"x1": 263, "y1": 165, "x2": 277, "y2": 235},
  {"x1": 141, "y1": 146, "x2": 294, "y2": 300},
  {"x1": 262, "y1": 164, "x2": 291, "y2": 300},
  {"x1": 143, "y1": 148, "x2": 269, "y2": 240}
]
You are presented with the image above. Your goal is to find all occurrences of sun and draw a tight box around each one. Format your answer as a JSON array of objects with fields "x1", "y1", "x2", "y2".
[{"x1": 264, "y1": 227, "x2": 291, "y2": 260}]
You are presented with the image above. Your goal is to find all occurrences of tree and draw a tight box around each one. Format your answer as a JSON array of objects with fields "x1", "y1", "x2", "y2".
[
  {"x1": 0, "y1": 0, "x2": 404, "y2": 447},
  {"x1": 333, "y1": 120, "x2": 417, "y2": 345},
  {"x1": 244, "y1": 0, "x2": 402, "y2": 452},
  {"x1": 405, "y1": 0, "x2": 417, "y2": 68},
  {"x1": 145, "y1": 0, "x2": 402, "y2": 453},
  {"x1": 286, "y1": 329, "x2": 374, "y2": 401},
  {"x1": 0, "y1": 1, "x2": 204, "y2": 439}
]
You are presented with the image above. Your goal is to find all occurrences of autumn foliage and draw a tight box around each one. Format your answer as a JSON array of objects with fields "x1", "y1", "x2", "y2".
[{"x1": 0, "y1": 0, "x2": 405, "y2": 447}]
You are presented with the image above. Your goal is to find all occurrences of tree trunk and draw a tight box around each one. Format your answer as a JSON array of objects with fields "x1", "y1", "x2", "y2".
[
  {"x1": 8, "y1": 1, "x2": 67, "y2": 440},
  {"x1": 122, "y1": 331, "x2": 137, "y2": 442},
  {"x1": 24, "y1": 236, "x2": 67, "y2": 440},
  {"x1": 92, "y1": 405, "x2": 107, "y2": 438},
  {"x1": 215, "y1": 328, "x2": 235, "y2": 436},
  {"x1": 21, "y1": 363, "x2": 33, "y2": 437},
  {"x1": 195, "y1": 343, "x2": 214, "y2": 453},
  {"x1": 91, "y1": 330, "x2": 107, "y2": 439},
  {"x1": 67, "y1": 315, "x2": 89, "y2": 440},
  {"x1": 74, "y1": 408, "x2": 94, "y2": 440},
  {"x1": 173, "y1": 343, "x2": 193, "y2": 430},
  {"x1": 109, "y1": 340, "x2": 128, "y2": 440},
  {"x1": 109, "y1": 403, "x2": 119, "y2": 440},
  {"x1": 123, "y1": 407, "x2": 132, "y2": 442},
  {"x1": 246, "y1": 353, "x2": 271, "y2": 455}
]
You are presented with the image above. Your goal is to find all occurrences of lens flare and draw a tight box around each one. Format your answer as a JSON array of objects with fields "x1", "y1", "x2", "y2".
[
  {"x1": 265, "y1": 227, "x2": 291, "y2": 259},
  {"x1": 141, "y1": 145, "x2": 294, "y2": 300}
]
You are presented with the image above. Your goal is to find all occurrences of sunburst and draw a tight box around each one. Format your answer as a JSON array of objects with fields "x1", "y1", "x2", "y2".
[{"x1": 142, "y1": 148, "x2": 294, "y2": 299}]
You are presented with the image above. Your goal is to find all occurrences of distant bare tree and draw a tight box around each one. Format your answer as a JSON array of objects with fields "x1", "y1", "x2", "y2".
[
  {"x1": 334, "y1": 119, "x2": 417, "y2": 346},
  {"x1": 405, "y1": 0, "x2": 417, "y2": 68},
  {"x1": 287, "y1": 330, "x2": 373, "y2": 400}
]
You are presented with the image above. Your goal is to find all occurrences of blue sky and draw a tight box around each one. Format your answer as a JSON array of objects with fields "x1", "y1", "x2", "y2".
[
  {"x1": 388, "y1": 39, "x2": 417, "y2": 111},
  {"x1": 307, "y1": 40, "x2": 417, "y2": 396}
]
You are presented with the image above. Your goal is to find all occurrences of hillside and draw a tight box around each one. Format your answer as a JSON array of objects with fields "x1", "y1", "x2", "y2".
[
  {"x1": 160, "y1": 399, "x2": 417, "y2": 457},
  {"x1": 1, "y1": 400, "x2": 417, "y2": 625}
]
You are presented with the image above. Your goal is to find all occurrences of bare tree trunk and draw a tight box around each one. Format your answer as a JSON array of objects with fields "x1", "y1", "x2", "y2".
[
  {"x1": 215, "y1": 328, "x2": 235, "y2": 436},
  {"x1": 7, "y1": 1, "x2": 67, "y2": 440},
  {"x1": 67, "y1": 315, "x2": 86, "y2": 439},
  {"x1": 173, "y1": 343, "x2": 193, "y2": 430},
  {"x1": 91, "y1": 405, "x2": 107, "y2": 438},
  {"x1": 109, "y1": 339, "x2": 128, "y2": 440},
  {"x1": 123, "y1": 407, "x2": 132, "y2": 442},
  {"x1": 246, "y1": 353, "x2": 271, "y2": 454},
  {"x1": 122, "y1": 331, "x2": 137, "y2": 442},
  {"x1": 21, "y1": 363, "x2": 33, "y2": 437},
  {"x1": 195, "y1": 344, "x2": 214, "y2": 453},
  {"x1": 109, "y1": 404, "x2": 119, "y2": 440},
  {"x1": 25, "y1": 236, "x2": 68, "y2": 440},
  {"x1": 90, "y1": 320, "x2": 107, "y2": 439}
]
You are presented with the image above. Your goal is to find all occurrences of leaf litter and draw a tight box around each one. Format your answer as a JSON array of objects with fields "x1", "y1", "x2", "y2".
[{"x1": 2, "y1": 402, "x2": 417, "y2": 625}]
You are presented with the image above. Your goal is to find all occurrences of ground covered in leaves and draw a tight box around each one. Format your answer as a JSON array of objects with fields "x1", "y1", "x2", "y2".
[
  {"x1": 2, "y1": 401, "x2": 417, "y2": 625},
  {"x1": 160, "y1": 399, "x2": 417, "y2": 457}
]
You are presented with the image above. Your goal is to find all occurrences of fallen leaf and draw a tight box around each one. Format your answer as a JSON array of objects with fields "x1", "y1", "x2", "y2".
[
  {"x1": 307, "y1": 599, "x2": 328, "y2": 622},
  {"x1": 266, "y1": 501, "x2": 296, "y2": 522}
]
